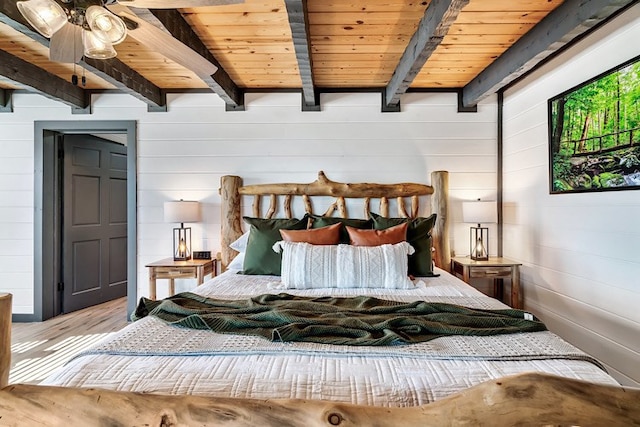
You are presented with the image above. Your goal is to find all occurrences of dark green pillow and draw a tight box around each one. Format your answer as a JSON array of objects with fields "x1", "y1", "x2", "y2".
[
  {"x1": 242, "y1": 216, "x2": 308, "y2": 275},
  {"x1": 370, "y1": 212, "x2": 437, "y2": 277},
  {"x1": 309, "y1": 215, "x2": 372, "y2": 244}
]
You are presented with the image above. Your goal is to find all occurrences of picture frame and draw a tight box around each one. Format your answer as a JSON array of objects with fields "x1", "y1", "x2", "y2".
[{"x1": 548, "y1": 55, "x2": 640, "y2": 194}]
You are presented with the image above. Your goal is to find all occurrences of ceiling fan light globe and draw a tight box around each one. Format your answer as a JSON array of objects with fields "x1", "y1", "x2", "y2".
[
  {"x1": 82, "y1": 29, "x2": 117, "y2": 59},
  {"x1": 86, "y1": 5, "x2": 127, "y2": 45},
  {"x1": 17, "y1": 0, "x2": 68, "y2": 38}
]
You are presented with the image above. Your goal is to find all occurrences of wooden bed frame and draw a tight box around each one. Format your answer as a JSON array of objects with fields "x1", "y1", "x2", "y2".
[{"x1": 1, "y1": 171, "x2": 639, "y2": 426}]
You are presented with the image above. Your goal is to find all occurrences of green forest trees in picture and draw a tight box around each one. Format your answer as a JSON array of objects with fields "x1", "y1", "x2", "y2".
[{"x1": 549, "y1": 55, "x2": 640, "y2": 193}]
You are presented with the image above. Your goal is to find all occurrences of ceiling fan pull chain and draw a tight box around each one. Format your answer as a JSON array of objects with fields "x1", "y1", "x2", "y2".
[
  {"x1": 72, "y1": 74, "x2": 78, "y2": 86},
  {"x1": 71, "y1": 62, "x2": 78, "y2": 86}
]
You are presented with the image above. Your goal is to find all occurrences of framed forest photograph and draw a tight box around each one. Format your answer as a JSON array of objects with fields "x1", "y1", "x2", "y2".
[{"x1": 548, "y1": 55, "x2": 640, "y2": 194}]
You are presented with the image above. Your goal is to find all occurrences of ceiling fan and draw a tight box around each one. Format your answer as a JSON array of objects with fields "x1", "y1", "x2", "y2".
[{"x1": 17, "y1": 0, "x2": 243, "y2": 63}]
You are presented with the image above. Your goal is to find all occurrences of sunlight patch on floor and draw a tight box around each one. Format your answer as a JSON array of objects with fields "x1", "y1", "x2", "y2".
[
  {"x1": 9, "y1": 332, "x2": 115, "y2": 384},
  {"x1": 11, "y1": 340, "x2": 48, "y2": 354}
]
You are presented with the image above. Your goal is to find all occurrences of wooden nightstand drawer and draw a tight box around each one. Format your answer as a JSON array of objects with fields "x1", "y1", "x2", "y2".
[
  {"x1": 469, "y1": 266, "x2": 512, "y2": 278},
  {"x1": 154, "y1": 267, "x2": 196, "y2": 278}
]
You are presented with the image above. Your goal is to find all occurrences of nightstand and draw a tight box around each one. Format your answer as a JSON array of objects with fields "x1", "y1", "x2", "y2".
[
  {"x1": 146, "y1": 258, "x2": 217, "y2": 299},
  {"x1": 451, "y1": 257, "x2": 522, "y2": 309}
]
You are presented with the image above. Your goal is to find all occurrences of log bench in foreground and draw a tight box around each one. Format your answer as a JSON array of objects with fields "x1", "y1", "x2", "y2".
[{"x1": 0, "y1": 372, "x2": 639, "y2": 426}]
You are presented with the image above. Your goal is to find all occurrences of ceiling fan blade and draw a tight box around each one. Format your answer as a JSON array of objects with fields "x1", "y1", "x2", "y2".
[
  {"x1": 108, "y1": 5, "x2": 217, "y2": 77},
  {"x1": 115, "y1": 0, "x2": 243, "y2": 8},
  {"x1": 49, "y1": 23, "x2": 83, "y2": 64}
]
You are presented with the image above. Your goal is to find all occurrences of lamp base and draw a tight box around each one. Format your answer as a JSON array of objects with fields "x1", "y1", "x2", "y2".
[
  {"x1": 173, "y1": 226, "x2": 192, "y2": 261},
  {"x1": 469, "y1": 226, "x2": 489, "y2": 261}
]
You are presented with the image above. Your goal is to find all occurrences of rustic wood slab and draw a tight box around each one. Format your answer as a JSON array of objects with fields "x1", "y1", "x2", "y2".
[{"x1": 0, "y1": 372, "x2": 637, "y2": 426}]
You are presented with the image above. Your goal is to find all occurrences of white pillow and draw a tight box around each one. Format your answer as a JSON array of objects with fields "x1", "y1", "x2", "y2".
[
  {"x1": 227, "y1": 252, "x2": 244, "y2": 270},
  {"x1": 276, "y1": 242, "x2": 338, "y2": 289},
  {"x1": 273, "y1": 241, "x2": 415, "y2": 289},
  {"x1": 229, "y1": 232, "x2": 249, "y2": 252}
]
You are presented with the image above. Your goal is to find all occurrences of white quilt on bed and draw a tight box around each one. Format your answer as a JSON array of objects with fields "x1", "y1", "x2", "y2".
[{"x1": 42, "y1": 268, "x2": 619, "y2": 407}]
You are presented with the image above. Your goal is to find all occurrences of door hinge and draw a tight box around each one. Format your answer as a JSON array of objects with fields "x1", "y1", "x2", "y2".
[{"x1": 57, "y1": 282, "x2": 64, "y2": 291}]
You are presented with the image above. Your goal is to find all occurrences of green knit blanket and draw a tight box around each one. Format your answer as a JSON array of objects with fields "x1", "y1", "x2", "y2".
[{"x1": 133, "y1": 292, "x2": 546, "y2": 346}]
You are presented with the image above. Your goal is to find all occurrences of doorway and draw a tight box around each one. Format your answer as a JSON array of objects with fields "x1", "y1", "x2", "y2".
[
  {"x1": 58, "y1": 134, "x2": 128, "y2": 314},
  {"x1": 24, "y1": 120, "x2": 137, "y2": 322}
]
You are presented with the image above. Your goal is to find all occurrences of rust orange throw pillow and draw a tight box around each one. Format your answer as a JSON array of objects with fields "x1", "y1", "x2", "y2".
[
  {"x1": 279, "y1": 222, "x2": 341, "y2": 245},
  {"x1": 346, "y1": 222, "x2": 407, "y2": 246}
]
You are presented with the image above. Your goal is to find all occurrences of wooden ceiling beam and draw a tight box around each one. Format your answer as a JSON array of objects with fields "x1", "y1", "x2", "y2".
[
  {"x1": 0, "y1": 48, "x2": 89, "y2": 110},
  {"x1": 285, "y1": 0, "x2": 319, "y2": 111},
  {"x1": 383, "y1": 0, "x2": 470, "y2": 112},
  {"x1": 461, "y1": 0, "x2": 637, "y2": 109},
  {"x1": 81, "y1": 57, "x2": 166, "y2": 111},
  {"x1": 0, "y1": 2, "x2": 166, "y2": 110},
  {"x1": 142, "y1": 8, "x2": 245, "y2": 111}
]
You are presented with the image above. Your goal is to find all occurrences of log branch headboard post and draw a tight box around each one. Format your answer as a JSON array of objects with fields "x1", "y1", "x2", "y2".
[
  {"x1": 220, "y1": 176, "x2": 244, "y2": 271},
  {"x1": 220, "y1": 171, "x2": 451, "y2": 272},
  {"x1": 430, "y1": 171, "x2": 450, "y2": 273}
]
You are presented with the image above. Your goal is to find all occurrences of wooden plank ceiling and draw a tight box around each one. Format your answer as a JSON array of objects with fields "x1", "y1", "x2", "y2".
[
  {"x1": 183, "y1": 0, "x2": 563, "y2": 89},
  {"x1": 0, "y1": 0, "x2": 635, "y2": 111}
]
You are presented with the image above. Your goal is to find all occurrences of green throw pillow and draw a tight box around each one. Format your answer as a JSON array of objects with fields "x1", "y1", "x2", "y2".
[
  {"x1": 309, "y1": 215, "x2": 372, "y2": 244},
  {"x1": 242, "y1": 216, "x2": 308, "y2": 275},
  {"x1": 370, "y1": 212, "x2": 437, "y2": 277}
]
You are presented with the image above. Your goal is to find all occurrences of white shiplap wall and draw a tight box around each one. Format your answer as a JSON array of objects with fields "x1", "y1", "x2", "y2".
[
  {"x1": 502, "y1": 5, "x2": 640, "y2": 386},
  {"x1": 0, "y1": 91, "x2": 497, "y2": 313}
]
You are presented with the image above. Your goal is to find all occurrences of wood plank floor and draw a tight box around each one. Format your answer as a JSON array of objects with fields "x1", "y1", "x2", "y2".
[{"x1": 10, "y1": 298, "x2": 128, "y2": 385}]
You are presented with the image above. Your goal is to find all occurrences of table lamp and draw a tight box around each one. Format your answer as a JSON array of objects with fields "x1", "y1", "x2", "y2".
[
  {"x1": 164, "y1": 200, "x2": 201, "y2": 261},
  {"x1": 462, "y1": 199, "x2": 497, "y2": 261}
]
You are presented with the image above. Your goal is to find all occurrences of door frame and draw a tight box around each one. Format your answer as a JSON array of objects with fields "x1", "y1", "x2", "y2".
[{"x1": 22, "y1": 120, "x2": 137, "y2": 322}]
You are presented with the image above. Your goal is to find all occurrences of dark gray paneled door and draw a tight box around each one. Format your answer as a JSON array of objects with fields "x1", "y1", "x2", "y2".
[{"x1": 62, "y1": 135, "x2": 127, "y2": 313}]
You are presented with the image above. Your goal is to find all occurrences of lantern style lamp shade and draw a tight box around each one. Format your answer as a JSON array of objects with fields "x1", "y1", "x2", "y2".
[
  {"x1": 462, "y1": 200, "x2": 497, "y2": 261},
  {"x1": 164, "y1": 200, "x2": 201, "y2": 261}
]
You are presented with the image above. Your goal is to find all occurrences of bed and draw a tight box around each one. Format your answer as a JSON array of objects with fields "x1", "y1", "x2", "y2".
[{"x1": 0, "y1": 171, "x2": 638, "y2": 426}]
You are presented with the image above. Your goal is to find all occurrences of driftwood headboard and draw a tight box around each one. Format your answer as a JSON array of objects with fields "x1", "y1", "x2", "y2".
[{"x1": 220, "y1": 170, "x2": 450, "y2": 272}]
